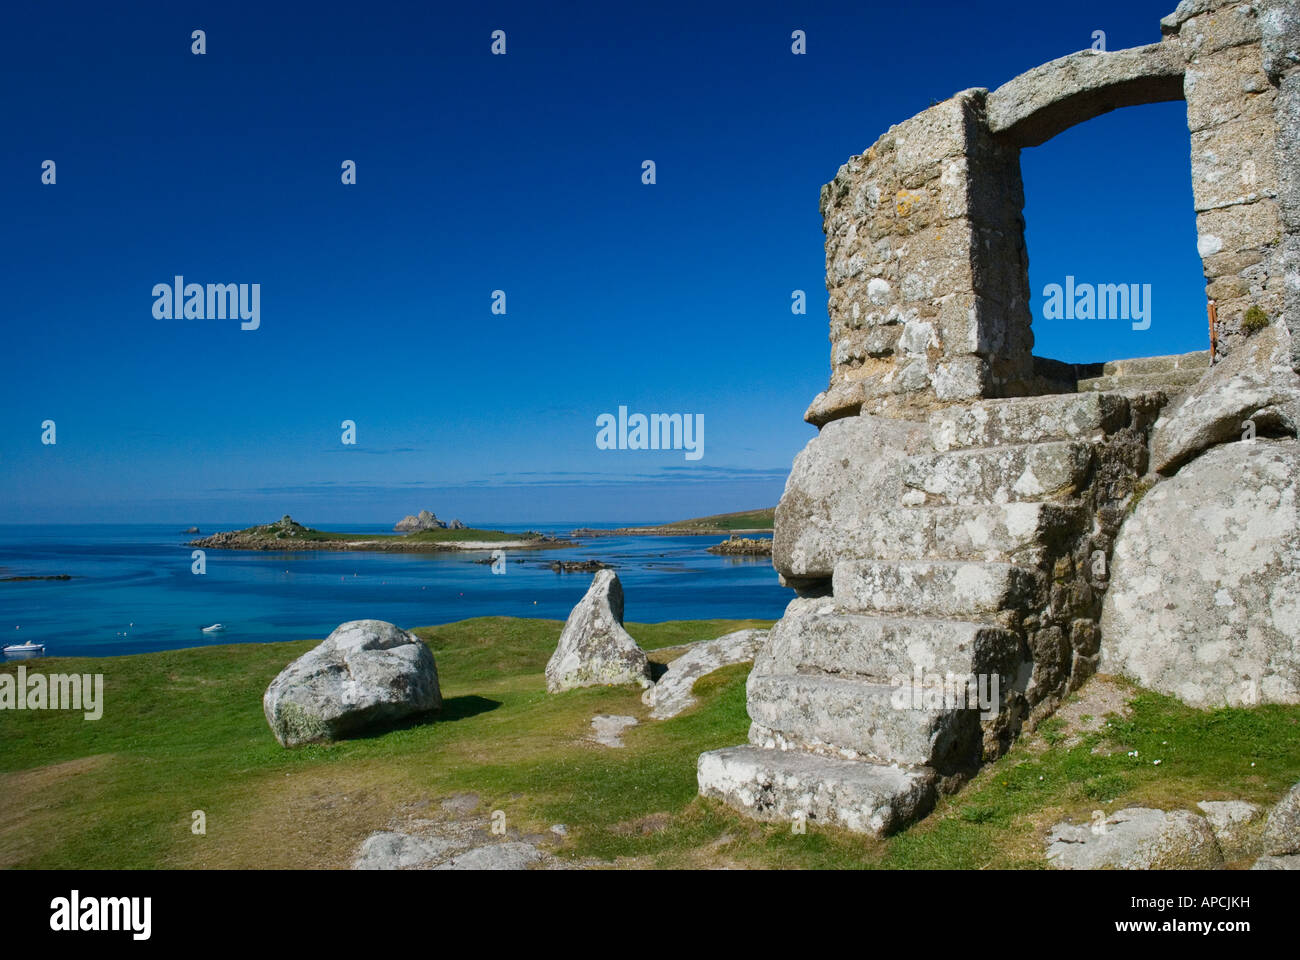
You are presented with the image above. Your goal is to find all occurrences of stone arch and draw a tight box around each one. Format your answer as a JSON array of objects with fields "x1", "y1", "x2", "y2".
[
  {"x1": 985, "y1": 43, "x2": 1185, "y2": 148},
  {"x1": 971, "y1": 43, "x2": 1191, "y2": 395},
  {"x1": 808, "y1": 0, "x2": 1294, "y2": 427}
]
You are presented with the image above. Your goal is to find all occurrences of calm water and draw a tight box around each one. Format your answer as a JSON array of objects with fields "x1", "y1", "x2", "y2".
[{"x1": 0, "y1": 523, "x2": 786, "y2": 659}]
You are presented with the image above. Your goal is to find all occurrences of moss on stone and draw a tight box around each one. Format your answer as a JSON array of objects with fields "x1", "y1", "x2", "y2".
[
  {"x1": 273, "y1": 701, "x2": 330, "y2": 746},
  {"x1": 1242, "y1": 305, "x2": 1270, "y2": 335}
]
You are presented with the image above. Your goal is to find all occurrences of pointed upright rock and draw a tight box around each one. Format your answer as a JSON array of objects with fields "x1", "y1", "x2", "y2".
[{"x1": 546, "y1": 570, "x2": 651, "y2": 693}]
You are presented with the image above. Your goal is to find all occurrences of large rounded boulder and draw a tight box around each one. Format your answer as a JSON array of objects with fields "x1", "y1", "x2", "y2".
[
  {"x1": 1100, "y1": 439, "x2": 1300, "y2": 708},
  {"x1": 264, "y1": 619, "x2": 441, "y2": 747}
]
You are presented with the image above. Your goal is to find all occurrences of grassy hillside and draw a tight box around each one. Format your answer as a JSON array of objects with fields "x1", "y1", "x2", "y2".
[
  {"x1": 2, "y1": 618, "x2": 1298, "y2": 869},
  {"x1": 661, "y1": 508, "x2": 775, "y2": 531}
]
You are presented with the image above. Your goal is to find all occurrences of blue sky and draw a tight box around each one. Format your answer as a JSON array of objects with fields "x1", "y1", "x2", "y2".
[{"x1": 0, "y1": 0, "x2": 1206, "y2": 524}]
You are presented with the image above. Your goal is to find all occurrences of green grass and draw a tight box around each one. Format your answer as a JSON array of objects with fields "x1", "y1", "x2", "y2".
[
  {"x1": 661, "y1": 508, "x2": 775, "y2": 531},
  {"x1": 2, "y1": 621, "x2": 1298, "y2": 870}
]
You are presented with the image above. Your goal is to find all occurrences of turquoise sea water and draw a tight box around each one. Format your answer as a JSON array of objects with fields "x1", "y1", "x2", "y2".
[{"x1": 0, "y1": 523, "x2": 785, "y2": 659}]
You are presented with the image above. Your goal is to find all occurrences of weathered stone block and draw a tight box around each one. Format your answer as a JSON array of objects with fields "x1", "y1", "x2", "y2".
[
  {"x1": 832, "y1": 559, "x2": 1043, "y2": 618},
  {"x1": 1150, "y1": 321, "x2": 1300, "y2": 472},
  {"x1": 773, "y1": 413, "x2": 928, "y2": 580},
  {"x1": 1190, "y1": 116, "x2": 1279, "y2": 212},
  {"x1": 903, "y1": 440, "x2": 1095, "y2": 505},
  {"x1": 1185, "y1": 48, "x2": 1276, "y2": 132},
  {"x1": 746, "y1": 672, "x2": 980, "y2": 769},
  {"x1": 1046, "y1": 808, "x2": 1225, "y2": 869},
  {"x1": 987, "y1": 44, "x2": 1185, "y2": 147},
  {"x1": 929, "y1": 392, "x2": 1131, "y2": 451},
  {"x1": 1196, "y1": 198, "x2": 1283, "y2": 258},
  {"x1": 757, "y1": 598, "x2": 1021, "y2": 681},
  {"x1": 1101, "y1": 439, "x2": 1300, "y2": 708},
  {"x1": 1177, "y1": 2, "x2": 1265, "y2": 57},
  {"x1": 697, "y1": 745, "x2": 935, "y2": 836}
]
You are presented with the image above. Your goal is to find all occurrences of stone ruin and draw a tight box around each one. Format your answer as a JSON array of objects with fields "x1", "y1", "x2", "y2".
[{"x1": 699, "y1": 0, "x2": 1300, "y2": 836}]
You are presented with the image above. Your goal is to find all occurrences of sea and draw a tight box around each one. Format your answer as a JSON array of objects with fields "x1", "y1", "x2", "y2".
[{"x1": 0, "y1": 523, "x2": 787, "y2": 659}]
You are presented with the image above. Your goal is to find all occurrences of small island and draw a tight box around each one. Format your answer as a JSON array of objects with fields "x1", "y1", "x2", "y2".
[
  {"x1": 549, "y1": 559, "x2": 612, "y2": 573},
  {"x1": 191, "y1": 514, "x2": 571, "y2": 553},
  {"x1": 707, "y1": 536, "x2": 772, "y2": 556}
]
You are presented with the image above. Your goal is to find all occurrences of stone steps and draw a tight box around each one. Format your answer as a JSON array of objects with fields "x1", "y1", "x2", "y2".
[
  {"x1": 746, "y1": 672, "x2": 981, "y2": 769},
  {"x1": 760, "y1": 599, "x2": 1022, "y2": 681},
  {"x1": 903, "y1": 440, "x2": 1094, "y2": 505},
  {"x1": 697, "y1": 745, "x2": 936, "y2": 837},
  {"x1": 863, "y1": 500, "x2": 1085, "y2": 564},
  {"x1": 929, "y1": 392, "x2": 1131, "y2": 452},
  {"x1": 833, "y1": 559, "x2": 1043, "y2": 618},
  {"x1": 1098, "y1": 351, "x2": 1210, "y2": 378},
  {"x1": 704, "y1": 390, "x2": 1147, "y2": 838},
  {"x1": 1077, "y1": 369, "x2": 1203, "y2": 395}
]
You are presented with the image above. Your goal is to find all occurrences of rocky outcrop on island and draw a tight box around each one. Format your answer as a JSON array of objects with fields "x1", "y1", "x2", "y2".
[
  {"x1": 194, "y1": 515, "x2": 314, "y2": 548},
  {"x1": 448, "y1": 518, "x2": 467, "y2": 529},
  {"x1": 395, "y1": 510, "x2": 446, "y2": 532},
  {"x1": 707, "y1": 537, "x2": 773, "y2": 556},
  {"x1": 549, "y1": 560, "x2": 612, "y2": 573},
  {"x1": 545, "y1": 570, "x2": 652, "y2": 693},
  {"x1": 263, "y1": 619, "x2": 442, "y2": 747}
]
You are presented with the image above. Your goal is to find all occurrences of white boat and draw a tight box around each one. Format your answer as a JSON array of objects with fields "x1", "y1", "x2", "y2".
[
  {"x1": 201, "y1": 623, "x2": 225, "y2": 634},
  {"x1": 3, "y1": 640, "x2": 45, "y2": 654}
]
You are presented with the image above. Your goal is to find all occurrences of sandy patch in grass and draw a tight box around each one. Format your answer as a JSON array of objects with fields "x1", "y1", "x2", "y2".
[
  {"x1": 1027, "y1": 674, "x2": 1136, "y2": 753},
  {"x1": 180, "y1": 761, "x2": 423, "y2": 870}
]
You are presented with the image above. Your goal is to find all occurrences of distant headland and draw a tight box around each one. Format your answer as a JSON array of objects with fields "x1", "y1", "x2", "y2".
[{"x1": 570, "y1": 508, "x2": 774, "y2": 538}]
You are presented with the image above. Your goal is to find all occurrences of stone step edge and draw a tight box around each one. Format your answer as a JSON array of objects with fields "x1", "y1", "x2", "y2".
[
  {"x1": 905, "y1": 437, "x2": 1100, "y2": 460},
  {"x1": 696, "y1": 744, "x2": 937, "y2": 837},
  {"x1": 926, "y1": 392, "x2": 1133, "y2": 452},
  {"x1": 832, "y1": 559, "x2": 1043, "y2": 617}
]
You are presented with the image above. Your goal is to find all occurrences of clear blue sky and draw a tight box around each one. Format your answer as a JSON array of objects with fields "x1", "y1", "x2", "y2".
[{"x1": 0, "y1": 0, "x2": 1206, "y2": 524}]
